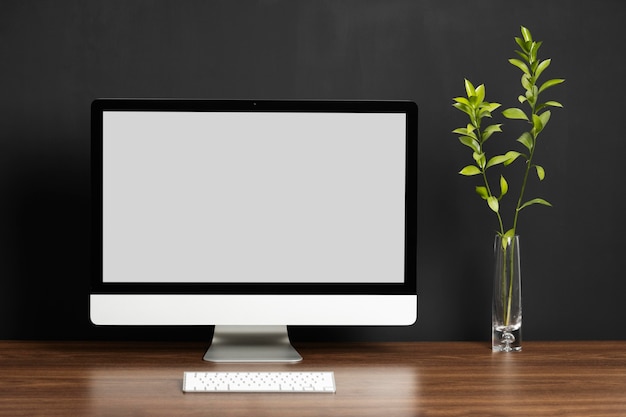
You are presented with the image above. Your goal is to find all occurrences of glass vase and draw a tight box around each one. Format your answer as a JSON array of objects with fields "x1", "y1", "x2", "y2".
[{"x1": 492, "y1": 235, "x2": 522, "y2": 352}]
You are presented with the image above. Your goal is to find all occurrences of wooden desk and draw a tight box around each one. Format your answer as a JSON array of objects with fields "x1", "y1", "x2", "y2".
[{"x1": 0, "y1": 341, "x2": 625, "y2": 416}]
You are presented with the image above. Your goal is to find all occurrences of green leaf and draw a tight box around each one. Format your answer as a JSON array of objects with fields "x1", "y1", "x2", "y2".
[
  {"x1": 517, "y1": 132, "x2": 534, "y2": 151},
  {"x1": 475, "y1": 84, "x2": 486, "y2": 104},
  {"x1": 500, "y1": 228, "x2": 516, "y2": 249},
  {"x1": 532, "y1": 114, "x2": 544, "y2": 135},
  {"x1": 503, "y1": 228, "x2": 516, "y2": 240},
  {"x1": 459, "y1": 136, "x2": 480, "y2": 152},
  {"x1": 515, "y1": 37, "x2": 530, "y2": 54},
  {"x1": 475, "y1": 186, "x2": 489, "y2": 200},
  {"x1": 452, "y1": 102, "x2": 473, "y2": 116},
  {"x1": 502, "y1": 107, "x2": 529, "y2": 120},
  {"x1": 456, "y1": 123, "x2": 477, "y2": 138},
  {"x1": 499, "y1": 175, "x2": 508, "y2": 197},
  {"x1": 477, "y1": 108, "x2": 493, "y2": 119},
  {"x1": 521, "y1": 74, "x2": 533, "y2": 91},
  {"x1": 514, "y1": 49, "x2": 528, "y2": 61},
  {"x1": 459, "y1": 165, "x2": 481, "y2": 176},
  {"x1": 529, "y1": 41, "x2": 542, "y2": 63},
  {"x1": 530, "y1": 59, "x2": 540, "y2": 74},
  {"x1": 486, "y1": 154, "x2": 512, "y2": 169},
  {"x1": 535, "y1": 58, "x2": 551, "y2": 79},
  {"x1": 487, "y1": 196, "x2": 499, "y2": 213},
  {"x1": 509, "y1": 58, "x2": 530, "y2": 75},
  {"x1": 518, "y1": 95, "x2": 527, "y2": 104},
  {"x1": 453, "y1": 97, "x2": 471, "y2": 106},
  {"x1": 536, "y1": 100, "x2": 563, "y2": 112},
  {"x1": 525, "y1": 85, "x2": 538, "y2": 103},
  {"x1": 503, "y1": 150, "x2": 523, "y2": 166},
  {"x1": 545, "y1": 100, "x2": 563, "y2": 107},
  {"x1": 538, "y1": 78, "x2": 565, "y2": 94},
  {"x1": 521, "y1": 26, "x2": 533, "y2": 42},
  {"x1": 453, "y1": 126, "x2": 477, "y2": 140},
  {"x1": 477, "y1": 102, "x2": 501, "y2": 120},
  {"x1": 473, "y1": 151, "x2": 486, "y2": 169},
  {"x1": 482, "y1": 102, "x2": 502, "y2": 112},
  {"x1": 535, "y1": 165, "x2": 545, "y2": 181},
  {"x1": 482, "y1": 124, "x2": 502, "y2": 141},
  {"x1": 464, "y1": 79, "x2": 476, "y2": 97},
  {"x1": 519, "y1": 198, "x2": 552, "y2": 211},
  {"x1": 539, "y1": 110, "x2": 551, "y2": 130},
  {"x1": 478, "y1": 102, "x2": 501, "y2": 117}
]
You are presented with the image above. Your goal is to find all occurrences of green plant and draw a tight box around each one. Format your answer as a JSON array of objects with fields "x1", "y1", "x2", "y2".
[{"x1": 452, "y1": 26, "x2": 564, "y2": 242}]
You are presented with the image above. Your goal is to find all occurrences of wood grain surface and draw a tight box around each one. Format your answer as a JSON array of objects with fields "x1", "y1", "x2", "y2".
[{"x1": 1, "y1": 341, "x2": 625, "y2": 416}]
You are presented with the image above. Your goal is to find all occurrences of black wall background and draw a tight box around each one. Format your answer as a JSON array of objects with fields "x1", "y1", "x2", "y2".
[{"x1": 1, "y1": 0, "x2": 625, "y2": 342}]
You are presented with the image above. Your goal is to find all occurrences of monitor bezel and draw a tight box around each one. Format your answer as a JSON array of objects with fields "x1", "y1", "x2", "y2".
[{"x1": 91, "y1": 99, "x2": 417, "y2": 296}]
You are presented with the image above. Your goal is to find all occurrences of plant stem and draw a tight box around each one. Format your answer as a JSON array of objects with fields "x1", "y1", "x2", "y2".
[
  {"x1": 501, "y1": 242, "x2": 509, "y2": 326},
  {"x1": 512, "y1": 49, "x2": 540, "y2": 235},
  {"x1": 476, "y1": 129, "x2": 505, "y2": 236},
  {"x1": 512, "y1": 146, "x2": 535, "y2": 234},
  {"x1": 500, "y1": 236, "x2": 516, "y2": 328},
  {"x1": 506, "y1": 238, "x2": 515, "y2": 326},
  {"x1": 482, "y1": 170, "x2": 504, "y2": 235}
]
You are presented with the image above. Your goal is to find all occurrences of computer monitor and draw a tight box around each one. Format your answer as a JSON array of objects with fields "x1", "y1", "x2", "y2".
[{"x1": 90, "y1": 99, "x2": 418, "y2": 362}]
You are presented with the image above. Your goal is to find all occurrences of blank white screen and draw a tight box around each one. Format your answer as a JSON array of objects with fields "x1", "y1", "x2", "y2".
[{"x1": 102, "y1": 111, "x2": 406, "y2": 283}]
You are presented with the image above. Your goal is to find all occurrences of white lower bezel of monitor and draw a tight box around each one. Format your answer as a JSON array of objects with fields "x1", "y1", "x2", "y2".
[{"x1": 90, "y1": 294, "x2": 417, "y2": 326}]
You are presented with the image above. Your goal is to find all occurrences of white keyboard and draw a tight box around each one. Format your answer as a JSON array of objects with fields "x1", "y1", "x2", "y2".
[{"x1": 182, "y1": 371, "x2": 336, "y2": 393}]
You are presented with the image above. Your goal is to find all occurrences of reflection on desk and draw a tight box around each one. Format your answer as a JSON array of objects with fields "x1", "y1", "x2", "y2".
[{"x1": 0, "y1": 341, "x2": 625, "y2": 416}]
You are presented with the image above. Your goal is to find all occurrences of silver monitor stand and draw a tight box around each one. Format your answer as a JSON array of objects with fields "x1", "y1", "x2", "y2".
[{"x1": 203, "y1": 325, "x2": 303, "y2": 363}]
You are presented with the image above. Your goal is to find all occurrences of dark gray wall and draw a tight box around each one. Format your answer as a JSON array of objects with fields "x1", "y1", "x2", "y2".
[{"x1": 1, "y1": 0, "x2": 624, "y2": 341}]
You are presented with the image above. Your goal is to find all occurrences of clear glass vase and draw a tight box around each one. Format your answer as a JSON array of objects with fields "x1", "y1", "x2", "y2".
[{"x1": 492, "y1": 235, "x2": 522, "y2": 352}]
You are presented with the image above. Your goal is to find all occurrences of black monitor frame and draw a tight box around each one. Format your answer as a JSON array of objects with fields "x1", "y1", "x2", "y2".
[{"x1": 91, "y1": 99, "x2": 417, "y2": 296}]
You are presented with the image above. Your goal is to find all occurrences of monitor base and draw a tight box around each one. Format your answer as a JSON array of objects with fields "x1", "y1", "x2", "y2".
[{"x1": 203, "y1": 325, "x2": 303, "y2": 363}]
